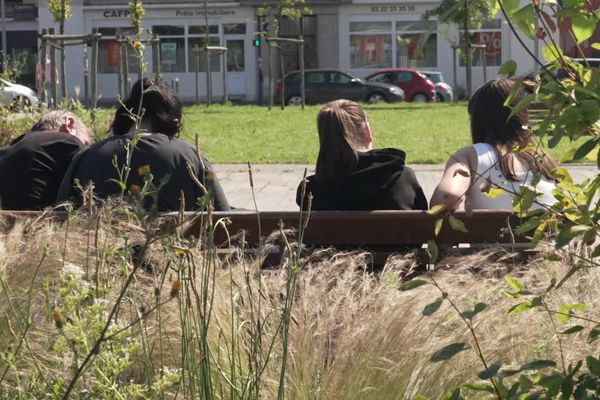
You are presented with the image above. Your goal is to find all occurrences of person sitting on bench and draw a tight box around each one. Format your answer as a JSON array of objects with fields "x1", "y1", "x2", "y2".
[
  {"x1": 430, "y1": 78, "x2": 557, "y2": 211},
  {"x1": 296, "y1": 99, "x2": 428, "y2": 211},
  {"x1": 58, "y1": 77, "x2": 230, "y2": 211},
  {"x1": 0, "y1": 110, "x2": 90, "y2": 210}
]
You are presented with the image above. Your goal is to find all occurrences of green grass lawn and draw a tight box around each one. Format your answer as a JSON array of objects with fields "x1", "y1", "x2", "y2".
[{"x1": 180, "y1": 102, "x2": 582, "y2": 164}]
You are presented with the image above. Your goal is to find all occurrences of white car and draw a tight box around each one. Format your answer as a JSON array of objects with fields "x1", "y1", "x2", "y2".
[
  {"x1": 421, "y1": 71, "x2": 454, "y2": 102},
  {"x1": 0, "y1": 78, "x2": 39, "y2": 109}
]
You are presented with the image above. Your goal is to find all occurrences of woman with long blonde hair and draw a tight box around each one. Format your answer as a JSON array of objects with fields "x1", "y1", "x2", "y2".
[{"x1": 297, "y1": 99, "x2": 427, "y2": 210}]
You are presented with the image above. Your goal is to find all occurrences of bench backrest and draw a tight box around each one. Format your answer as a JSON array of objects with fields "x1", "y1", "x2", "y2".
[{"x1": 0, "y1": 210, "x2": 527, "y2": 248}]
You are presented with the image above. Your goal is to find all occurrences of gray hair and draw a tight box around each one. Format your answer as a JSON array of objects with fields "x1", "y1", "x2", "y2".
[{"x1": 30, "y1": 110, "x2": 91, "y2": 145}]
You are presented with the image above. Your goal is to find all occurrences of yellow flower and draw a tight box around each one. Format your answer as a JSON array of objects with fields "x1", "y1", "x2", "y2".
[
  {"x1": 130, "y1": 184, "x2": 142, "y2": 194},
  {"x1": 53, "y1": 310, "x2": 64, "y2": 329},
  {"x1": 132, "y1": 40, "x2": 143, "y2": 49},
  {"x1": 138, "y1": 164, "x2": 151, "y2": 176},
  {"x1": 174, "y1": 246, "x2": 188, "y2": 256}
]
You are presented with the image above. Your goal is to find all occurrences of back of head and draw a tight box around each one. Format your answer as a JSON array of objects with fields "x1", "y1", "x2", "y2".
[
  {"x1": 315, "y1": 100, "x2": 369, "y2": 180},
  {"x1": 112, "y1": 77, "x2": 182, "y2": 137},
  {"x1": 31, "y1": 110, "x2": 91, "y2": 145},
  {"x1": 468, "y1": 78, "x2": 528, "y2": 146},
  {"x1": 468, "y1": 78, "x2": 555, "y2": 179}
]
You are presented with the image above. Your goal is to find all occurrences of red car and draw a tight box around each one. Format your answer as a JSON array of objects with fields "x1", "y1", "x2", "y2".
[{"x1": 365, "y1": 69, "x2": 436, "y2": 102}]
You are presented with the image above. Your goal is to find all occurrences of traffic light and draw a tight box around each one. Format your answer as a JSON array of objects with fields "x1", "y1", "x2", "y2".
[{"x1": 253, "y1": 37, "x2": 261, "y2": 47}]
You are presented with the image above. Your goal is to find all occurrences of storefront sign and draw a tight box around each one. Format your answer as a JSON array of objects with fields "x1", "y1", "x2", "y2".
[
  {"x1": 175, "y1": 9, "x2": 236, "y2": 17},
  {"x1": 103, "y1": 9, "x2": 131, "y2": 18},
  {"x1": 13, "y1": 4, "x2": 38, "y2": 21},
  {"x1": 370, "y1": 5, "x2": 416, "y2": 13}
]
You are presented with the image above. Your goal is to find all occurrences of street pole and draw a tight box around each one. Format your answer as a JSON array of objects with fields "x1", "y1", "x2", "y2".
[
  {"x1": 463, "y1": 0, "x2": 472, "y2": 99},
  {"x1": 1, "y1": 0, "x2": 7, "y2": 72}
]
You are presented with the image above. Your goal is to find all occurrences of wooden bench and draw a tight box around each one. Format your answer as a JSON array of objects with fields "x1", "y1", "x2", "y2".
[{"x1": 0, "y1": 210, "x2": 530, "y2": 266}]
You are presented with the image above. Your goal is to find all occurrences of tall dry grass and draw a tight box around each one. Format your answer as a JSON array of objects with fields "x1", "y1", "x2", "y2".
[{"x1": 0, "y1": 211, "x2": 597, "y2": 398}]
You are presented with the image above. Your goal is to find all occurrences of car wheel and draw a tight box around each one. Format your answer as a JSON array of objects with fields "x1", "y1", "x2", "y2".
[
  {"x1": 10, "y1": 96, "x2": 30, "y2": 111},
  {"x1": 367, "y1": 92, "x2": 386, "y2": 104},
  {"x1": 412, "y1": 93, "x2": 428, "y2": 102},
  {"x1": 286, "y1": 95, "x2": 303, "y2": 106},
  {"x1": 436, "y1": 93, "x2": 445, "y2": 103}
]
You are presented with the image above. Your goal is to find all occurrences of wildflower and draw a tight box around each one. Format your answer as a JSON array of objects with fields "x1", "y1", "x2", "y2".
[
  {"x1": 130, "y1": 184, "x2": 142, "y2": 194},
  {"x1": 174, "y1": 246, "x2": 188, "y2": 257},
  {"x1": 170, "y1": 280, "x2": 181, "y2": 298},
  {"x1": 137, "y1": 164, "x2": 151, "y2": 176},
  {"x1": 53, "y1": 310, "x2": 64, "y2": 329},
  {"x1": 132, "y1": 40, "x2": 144, "y2": 50}
]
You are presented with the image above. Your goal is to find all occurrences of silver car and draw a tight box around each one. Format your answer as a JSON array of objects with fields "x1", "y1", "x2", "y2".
[
  {"x1": 0, "y1": 78, "x2": 39, "y2": 109},
  {"x1": 421, "y1": 71, "x2": 454, "y2": 102}
]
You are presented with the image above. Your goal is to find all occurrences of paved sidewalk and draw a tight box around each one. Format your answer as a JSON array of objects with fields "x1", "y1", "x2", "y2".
[{"x1": 213, "y1": 164, "x2": 598, "y2": 211}]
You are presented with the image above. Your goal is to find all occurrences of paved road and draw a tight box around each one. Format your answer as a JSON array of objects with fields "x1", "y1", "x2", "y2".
[{"x1": 213, "y1": 164, "x2": 598, "y2": 211}]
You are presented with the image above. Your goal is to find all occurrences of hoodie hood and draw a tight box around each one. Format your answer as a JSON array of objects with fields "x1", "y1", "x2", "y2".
[{"x1": 298, "y1": 148, "x2": 408, "y2": 210}]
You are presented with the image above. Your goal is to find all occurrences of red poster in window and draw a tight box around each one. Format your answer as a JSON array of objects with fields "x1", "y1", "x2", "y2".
[
  {"x1": 107, "y1": 41, "x2": 118, "y2": 67},
  {"x1": 473, "y1": 31, "x2": 501, "y2": 56}
]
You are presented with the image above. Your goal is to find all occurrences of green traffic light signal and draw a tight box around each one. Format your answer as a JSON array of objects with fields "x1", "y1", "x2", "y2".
[{"x1": 253, "y1": 38, "x2": 260, "y2": 47}]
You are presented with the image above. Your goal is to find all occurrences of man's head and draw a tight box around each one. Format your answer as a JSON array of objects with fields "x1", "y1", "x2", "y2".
[{"x1": 30, "y1": 110, "x2": 91, "y2": 145}]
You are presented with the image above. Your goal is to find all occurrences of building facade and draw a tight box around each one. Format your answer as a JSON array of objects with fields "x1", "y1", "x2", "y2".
[{"x1": 26, "y1": 0, "x2": 600, "y2": 102}]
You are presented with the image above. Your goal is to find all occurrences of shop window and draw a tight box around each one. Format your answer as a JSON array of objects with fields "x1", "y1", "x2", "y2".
[
  {"x1": 189, "y1": 25, "x2": 219, "y2": 35},
  {"x1": 224, "y1": 24, "x2": 246, "y2": 35},
  {"x1": 188, "y1": 37, "x2": 221, "y2": 73},
  {"x1": 460, "y1": 19, "x2": 502, "y2": 67},
  {"x1": 396, "y1": 21, "x2": 437, "y2": 68},
  {"x1": 94, "y1": 27, "x2": 140, "y2": 74},
  {"x1": 154, "y1": 25, "x2": 185, "y2": 73},
  {"x1": 226, "y1": 40, "x2": 245, "y2": 72},
  {"x1": 349, "y1": 21, "x2": 392, "y2": 69}
]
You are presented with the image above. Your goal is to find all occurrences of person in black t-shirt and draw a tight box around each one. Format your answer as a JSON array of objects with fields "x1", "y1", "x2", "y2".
[
  {"x1": 296, "y1": 100, "x2": 427, "y2": 211},
  {"x1": 58, "y1": 77, "x2": 230, "y2": 211},
  {"x1": 0, "y1": 110, "x2": 90, "y2": 210}
]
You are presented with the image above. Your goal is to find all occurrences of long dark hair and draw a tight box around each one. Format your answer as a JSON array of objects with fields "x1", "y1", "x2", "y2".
[
  {"x1": 315, "y1": 100, "x2": 369, "y2": 181},
  {"x1": 111, "y1": 77, "x2": 182, "y2": 137},
  {"x1": 468, "y1": 78, "x2": 556, "y2": 180}
]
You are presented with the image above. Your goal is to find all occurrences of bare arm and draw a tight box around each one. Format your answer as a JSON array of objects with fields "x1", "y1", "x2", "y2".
[{"x1": 430, "y1": 147, "x2": 476, "y2": 211}]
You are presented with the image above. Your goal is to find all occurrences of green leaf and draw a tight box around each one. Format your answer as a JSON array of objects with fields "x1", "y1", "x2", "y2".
[
  {"x1": 592, "y1": 42, "x2": 600, "y2": 51},
  {"x1": 427, "y1": 240, "x2": 439, "y2": 263},
  {"x1": 508, "y1": 300, "x2": 539, "y2": 315},
  {"x1": 399, "y1": 279, "x2": 428, "y2": 291},
  {"x1": 588, "y1": 324, "x2": 600, "y2": 343},
  {"x1": 572, "y1": 14, "x2": 596, "y2": 43},
  {"x1": 580, "y1": 100, "x2": 600, "y2": 124},
  {"x1": 448, "y1": 215, "x2": 468, "y2": 233},
  {"x1": 498, "y1": 59, "x2": 517, "y2": 77},
  {"x1": 538, "y1": 374, "x2": 564, "y2": 394},
  {"x1": 556, "y1": 303, "x2": 586, "y2": 323},
  {"x1": 542, "y1": 43, "x2": 564, "y2": 63},
  {"x1": 513, "y1": 4, "x2": 536, "y2": 39},
  {"x1": 485, "y1": 187, "x2": 505, "y2": 199},
  {"x1": 434, "y1": 218, "x2": 444, "y2": 236},
  {"x1": 520, "y1": 359, "x2": 557, "y2": 370},
  {"x1": 560, "y1": 325, "x2": 584, "y2": 334},
  {"x1": 573, "y1": 138, "x2": 598, "y2": 160},
  {"x1": 460, "y1": 382, "x2": 495, "y2": 392},
  {"x1": 427, "y1": 204, "x2": 447, "y2": 215},
  {"x1": 556, "y1": 225, "x2": 592, "y2": 248},
  {"x1": 431, "y1": 342, "x2": 471, "y2": 362},
  {"x1": 505, "y1": 276, "x2": 524, "y2": 293},
  {"x1": 478, "y1": 362, "x2": 502, "y2": 379},
  {"x1": 500, "y1": 0, "x2": 521, "y2": 14},
  {"x1": 586, "y1": 356, "x2": 600, "y2": 376},
  {"x1": 423, "y1": 297, "x2": 444, "y2": 316},
  {"x1": 509, "y1": 93, "x2": 536, "y2": 119},
  {"x1": 442, "y1": 387, "x2": 461, "y2": 400},
  {"x1": 515, "y1": 216, "x2": 541, "y2": 235}
]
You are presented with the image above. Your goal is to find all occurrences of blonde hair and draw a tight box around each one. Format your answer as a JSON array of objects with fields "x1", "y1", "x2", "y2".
[{"x1": 315, "y1": 100, "x2": 369, "y2": 181}]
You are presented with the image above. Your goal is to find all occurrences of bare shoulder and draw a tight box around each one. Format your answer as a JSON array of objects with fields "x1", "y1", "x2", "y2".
[{"x1": 445, "y1": 146, "x2": 476, "y2": 171}]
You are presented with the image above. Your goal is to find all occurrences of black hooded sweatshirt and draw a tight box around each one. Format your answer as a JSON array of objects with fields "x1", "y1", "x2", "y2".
[{"x1": 296, "y1": 148, "x2": 428, "y2": 211}]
